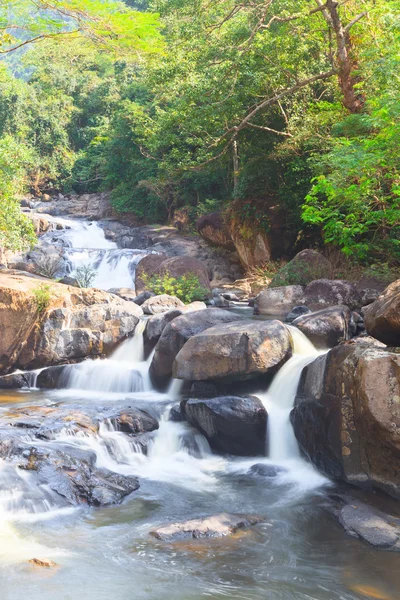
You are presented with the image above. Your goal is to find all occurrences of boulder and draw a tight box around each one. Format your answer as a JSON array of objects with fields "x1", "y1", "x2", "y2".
[
  {"x1": 248, "y1": 463, "x2": 286, "y2": 477},
  {"x1": 59, "y1": 276, "x2": 79, "y2": 287},
  {"x1": 157, "y1": 256, "x2": 212, "y2": 295},
  {"x1": 303, "y1": 279, "x2": 361, "y2": 310},
  {"x1": 150, "y1": 513, "x2": 264, "y2": 541},
  {"x1": 174, "y1": 320, "x2": 292, "y2": 382},
  {"x1": 34, "y1": 192, "x2": 112, "y2": 220},
  {"x1": 0, "y1": 271, "x2": 143, "y2": 373},
  {"x1": 189, "y1": 381, "x2": 218, "y2": 399},
  {"x1": 108, "y1": 408, "x2": 159, "y2": 435},
  {"x1": 133, "y1": 291, "x2": 155, "y2": 306},
  {"x1": 135, "y1": 254, "x2": 168, "y2": 294},
  {"x1": 292, "y1": 306, "x2": 353, "y2": 348},
  {"x1": 196, "y1": 212, "x2": 235, "y2": 250},
  {"x1": 144, "y1": 303, "x2": 208, "y2": 346},
  {"x1": 338, "y1": 501, "x2": 400, "y2": 550},
  {"x1": 285, "y1": 306, "x2": 311, "y2": 323},
  {"x1": 150, "y1": 309, "x2": 243, "y2": 382},
  {"x1": 141, "y1": 294, "x2": 185, "y2": 315},
  {"x1": 0, "y1": 372, "x2": 32, "y2": 389},
  {"x1": 291, "y1": 343, "x2": 400, "y2": 498},
  {"x1": 108, "y1": 288, "x2": 137, "y2": 302},
  {"x1": 254, "y1": 285, "x2": 305, "y2": 316},
  {"x1": 182, "y1": 395, "x2": 267, "y2": 456},
  {"x1": 36, "y1": 365, "x2": 75, "y2": 389},
  {"x1": 364, "y1": 280, "x2": 400, "y2": 346},
  {"x1": 270, "y1": 250, "x2": 333, "y2": 288}
]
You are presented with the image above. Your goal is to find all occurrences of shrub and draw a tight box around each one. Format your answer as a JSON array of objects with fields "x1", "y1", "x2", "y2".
[
  {"x1": 32, "y1": 284, "x2": 52, "y2": 313},
  {"x1": 74, "y1": 265, "x2": 96, "y2": 288},
  {"x1": 142, "y1": 271, "x2": 209, "y2": 303},
  {"x1": 35, "y1": 253, "x2": 64, "y2": 278}
]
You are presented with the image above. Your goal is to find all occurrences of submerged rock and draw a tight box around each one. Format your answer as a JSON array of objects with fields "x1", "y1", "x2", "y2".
[
  {"x1": 338, "y1": 502, "x2": 400, "y2": 550},
  {"x1": 150, "y1": 513, "x2": 264, "y2": 541},
  {"x1": 248, "y1": 463, "x2": 286, "y2": 477},
  {"x1": 174, "y1": 320, "x2": 292, "y2": 382},
  {"x1": 29, "y1": 558, "x2": 58, "y2": 568},
  {"x1": 182, "y1": 396, "x2": 267, "y2": 456}
]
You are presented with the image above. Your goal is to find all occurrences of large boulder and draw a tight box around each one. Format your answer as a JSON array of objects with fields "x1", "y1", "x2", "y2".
[
  {"x1": 141, "y1": 294, "x2": 185, "y2": 315},
  {"x1": 182, "y1": 396, "x2": 267, "y2": 456},
  {"x1": 0, "y1": 271, "x2": 143, "y2": 373},
  {"x1": 291, "y1": 342, "x2": 400, "y2": 498},
  {"x1": 107, "y1": 287, "x2": 137, "y2": 302},
  {"x1": 135, "y1": 254, "x2": 168, "y2": 294},
  {"x1": 303, "y1": 279, "x2": 361, "y2": 310},
  {"x1": 149, "y1": 309, "x2": 243, "y2": 383},
  {"x1": 174, "y1": 320, "x2": 292, "y2": 382},
  {"x1": 254, "y1": 285, "x2": 305, "y2": 316},
  {"x1": 144, "y1": 303, "x2": 207, "y2": 347},
  {"x1": 150, "y1": 513, "x2": 264, "y2": 541},
  {"x1": 34, "y1": 192, "x2": 112, "y2": 220},
  {"x1": 157, "y1": 256, "x2": 212, "y2": 295},
  {"x1": 196, "y1": 212, "x2": 235, "y2": 250},
  {"x1": 270, "y1": 250, "x2": 332, "y2": 288},
  {"x1": 364, "y1": 280, "x2": 400, "y2": 346},
  {"x1": 292, "y1": 306, "x2": 353, "y2": 349}
]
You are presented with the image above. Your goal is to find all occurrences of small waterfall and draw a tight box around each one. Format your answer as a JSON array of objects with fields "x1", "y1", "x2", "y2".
[
  {"x1": 66, "y1": 321, "x2": 152, "y2": 393},
  {"x1": 257, "y1": 326, "x2": 320, "y2": 461}
]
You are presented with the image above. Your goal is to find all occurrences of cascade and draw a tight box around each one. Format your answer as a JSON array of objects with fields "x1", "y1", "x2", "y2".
[{"x1": 257, "y1": 326, "x2": 321, "y2": 461}]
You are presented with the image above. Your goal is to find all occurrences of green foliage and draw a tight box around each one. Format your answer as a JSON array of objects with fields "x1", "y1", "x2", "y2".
[
  {"x1": 270, "y1": 260, "x2": 330, "y2": 288},
  {"x1": 32, "y1": 284, "x2": 52, "y2": 313},
  {"x1": 74, "y1": 265, "x2": 96, "y2": 288},
  {"x1": 142, "y1": 271, "x2": 209, "y2": 303}
]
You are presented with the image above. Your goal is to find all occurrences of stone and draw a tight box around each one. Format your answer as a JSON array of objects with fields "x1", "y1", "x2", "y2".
[
  {"x1": 196, "y1": 212, "x2": 235, "y2": 250},
  {"x1": 133, "y1": 291, "x2": 155, "y2": 306},
  {"x1": 0, "y1": 271, "x2": 143, "y2": 372},
  {"x1": 270, "y1": 250, "x2": 333, "y2": 287},
  {"x1": 364, "y1": 280, "x2": 400, "y2": 346},
  {"x1": 142, "y1": 294, "x2": 185, "y2": 315},
  {"x1": 145, "y1": 309, "x2": 184, "y2": 346},
  {"x1": 150, "y1": 308, "x2": 243, "y2": 383},
  {"x1": 291, "y1": 343, "x2": 400, "y2": 498},
  {"x1": 59, "y1": 276, "x2": 79, "y2": 287},
  {"x1": 134, "y1": 254, "x2": 169, "y2": 294},
  {"x1": 254, "y1": 285, "x2": 305, "y2": 316},
  {"x1": 189, "y1": 381, "x2": 218, "y2": 399},
  {"x1": 107, "y1": 288, "x2": 137, "y2": 302},
  {"x1": 303, "y1": 279, "x2": 361, "y2": 310},
  {"x1": 174, "y1": 319, "x2": 292, "y2": 382},
  {"x1": 285, "y1": 306, "x2": 311, "y2": 323},
  {"x1": 338, "y1": 502, "x2": 400, "y2": 550},
  {"x1": 34, "y1": 192, "x2": 112, "y2": 220},
  {"x1": 150, "y1": 513, "x2": 264, "y2": 541},
  {"x1": 29, "y1": 558, "x2": 58, "y2": 568},
  {"x1": 157, "y1": 256, "x2": 212, "y2": 295},
  {"x1": 0, "y1": 372, "x2": 32, "y2": 389},
  {"x1": 292, "y1": 306, "x2": 353, "y2": 348},
  {"x1": 182, "y1": 395, "x2": 267, "y2": 456},
  {"x1": 248, "y1": 463, "x2": 286, "y2": 477},
  {"x1": 169, "y1": 404, "x2": 185, "y2": 422},
  {"x1": 108, "y1": 408, "x2": 159, "y2": 435},
  {"x1": 36, "y1": 365, "x2": 75, "y2": 389}
]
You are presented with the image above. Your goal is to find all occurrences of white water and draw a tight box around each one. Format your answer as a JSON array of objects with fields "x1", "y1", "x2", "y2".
[
  {"x1": 257, "y1": 326, "x2": 321, "y2": 461},
  {"x1": 48, "y1": 217, "x2": 150, "y2": 290}
]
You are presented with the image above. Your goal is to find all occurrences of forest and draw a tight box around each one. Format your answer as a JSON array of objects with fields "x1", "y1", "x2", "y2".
[{"x1": 1, "y1": 0, "x2": 399, "y2": 266}]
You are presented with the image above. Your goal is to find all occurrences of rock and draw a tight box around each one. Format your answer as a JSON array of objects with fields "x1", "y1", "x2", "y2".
[
  {"x1": 29, "y1": 558, "x2": 58, "y2": 568},
  {"x1": 254, "y1": 285, "x2": 305, "y2": 316},
  {"x1": 291, "y1": 343, "x2": 400, "y2": 498},
  {"x1": 303, "y1": 279, "x2": 361, "y2": 310},
  {"x1": 189, "y1": 381, "x2": 218, "y2": 398},
  {"x1": 338, "y1": 502, "x2": 400, "y2": 550},
  {"x1": 107, "y1": 288, "x2": 137, "y2": 302},
  {"x1": 174, "y1": 320, "x2": 292, "y2": 382},
  {"x1": 270, "y1": 250, "x2": 333, "y2": 288},
  {"x1": 0, "y1": 372, "x2": 32, "y2": 389},
  {"x1": 285, "y1": 306, "x2": 311, "y2": 323},
  {"x1": 34, "y1": 192, "x2": 112, "y2": 220},
  {"x1": 142, "y1": 294, "x2": 185, "y2": 315},
  {"x1": 169, "y1": 404, "x2": 185, "y2": 422},
  {"x1": 292, "y1": 306, "x2": 353, "y2": 348},
  {"x1": 196, "y1": 212, "x2": 235, "y2": 250},
  {"x1": 360, "y1": 288, "x2": 380, "y2": 306},
  {"x1": 134, "y1": 254, "x2": 169, "y2": 294},
  {"x1": 145, "y1": 309, "x2": 184, "y2": 346},
  {"x1": 150, "y1": 513, "x2": 264, "y2": 541},
  {"x1": 133, "y1": 291, "x2": 155, "y2": 306},
  {"x1": 59, "y1": 276, "x2": 79, "y2": 287},
  {"x1": 248, "y1": 463, "x2": 285, "y2": 477},
  {"x1": 108, "y1": 408, "x2": 159, "y2": 435},
  {"x1": 157, "y1": 256, "x2": 212, "y2": 295},
  {"x1": 0, "y1": 271, "x2": 143, "y2": 373},
  {"x1": 182, "y1": 396, "x2": 267, "y2": 456},
  {"x1": 364, "y1": 280, "x2": 400, "y2": 346},
  {"x1": 36, "y1": 365, "x2": 75, "y2": 389},
  {"x1": 150, "y1": 309, "x2": 243, "y2": 382},
  {"x1": 229, "y1": 228, "x2": 272, "y2": 269}
]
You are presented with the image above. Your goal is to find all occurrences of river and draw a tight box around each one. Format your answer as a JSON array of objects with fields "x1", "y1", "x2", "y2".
[{"x1": 1, "y1": 216, "x2": 399, "y2": 600}]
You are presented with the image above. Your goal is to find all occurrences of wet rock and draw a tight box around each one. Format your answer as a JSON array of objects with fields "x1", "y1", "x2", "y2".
[
  {"x1": 145, "y1": 309, "x2": 184, "y2": 345},
  {"x1": 292, "y1": 306, "x2": 353, "y2": 348},
  {"x1": 285, "y1": 306, "x2": 311, "y2": 323},
  {"x1": 248, "y1": 463, "x2": 286, "y2": 477},
  {"x1": 174, "y1": 319, "x2": 292, "y2": 382},
  {"x1": 108, "y1": 408, "x2": 159, "y2": 435},
  {"x1": 338, "y1": 502, "x2": 400, "y2": 550},
  {"x1": 254, "y1": 285, "x2": 305, "y2": 316},
  {"x1": 150, "y1": 513, "x2": 264, "y2": 541},
  {"x1": 364, "y1": 280, "x2": 400, "y2": 346},
  {"x1": 303, "y1": 279, "x2": 361, "y2": 310},
  {"x1": 196, "y1": 212, "x2": 235, "y2": 250},
  {"x1": 0, "y1": 271, "x2": 143, "y2": 372},
  {"x1": 189, "y1": 381, "x2": 218, "y2": 399},
  {"x1": 291, "y1": 343, "x2": 400, "y2": 498},
  {"x1": 270, "y1": 250, "x2": 333, "y2": 288},
  {"x1": 150, "y1": 309, "x2": 243, "y2": 383},
  {"x1": 142, "y1": 294, "x2": 185, "y2": 315},
  {"x1": 169, "y1": 404, "x2": 185, "y2": 422},
  {"x1": 133, "y1": 291, "x2": 155, "y2": 306},
  {"x1": 29, "y1": 558, "x2": 58, "y2": 568},
  {"x1": 34, "y1": 192, "x2": 112, "y2": 220},
  {"x1": 36, "y1": 365, "x2": 75, "y2": 389},
  {"x1": 0, "y1": 372, "x2": 31, "y2": 389},
  {"x1": 182, "y1": 396, "x2": 267, "y2": 456}
]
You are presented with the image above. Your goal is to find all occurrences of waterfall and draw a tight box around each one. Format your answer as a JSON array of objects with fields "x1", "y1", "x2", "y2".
[
  {"x1": 66, "y1": 321, "x2": 153, "y2": 393},
  {"x1": 257, "y1": 326, "x2": 321, "y2": 461}
]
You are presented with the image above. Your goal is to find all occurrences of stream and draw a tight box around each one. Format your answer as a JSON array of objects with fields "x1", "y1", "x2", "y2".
[{"x1": 1, "y1": 217, "x2": 400, "y2": 600}]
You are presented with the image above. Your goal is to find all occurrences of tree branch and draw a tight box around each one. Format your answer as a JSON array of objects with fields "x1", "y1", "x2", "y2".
[
  {"x1": 0, "y1": 29, "x2": 81, "y2": 54},
  {"x1": 344, "y1": 12, "x2": 367, "y2": 32},
  {"x1": 247, "y1": 122, "x2": 293, "y2": 136}
]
